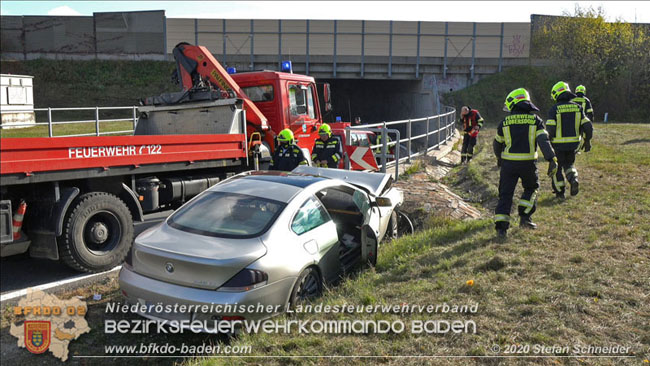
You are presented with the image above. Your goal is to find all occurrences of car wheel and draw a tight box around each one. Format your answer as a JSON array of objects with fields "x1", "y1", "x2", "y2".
[
  {"x1": 58, "y1": 192, "x2": 133, "y2": 273},
  {"x1": 289, "y1": 267, "x2": 323, "y2": 308},
  {"x1": 386, "y1": 211, "x2": 398, "y2": 239}
]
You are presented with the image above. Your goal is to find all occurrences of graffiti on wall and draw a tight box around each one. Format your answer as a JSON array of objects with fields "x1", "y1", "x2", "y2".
[{"x1": 505, "y1": 35, "x2": 527, "y2": 57}]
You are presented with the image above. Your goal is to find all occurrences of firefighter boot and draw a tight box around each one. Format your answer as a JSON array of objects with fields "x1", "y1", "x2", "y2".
[
  {"x1": 519, "y1": 215, "x2": 537, "y2": 229},
  {"x1": 495, "y1": 221, "x2": 508, "y2": 240},
  {"x1": 570, "y1": 178, "x2": 579, "y2": 196}
]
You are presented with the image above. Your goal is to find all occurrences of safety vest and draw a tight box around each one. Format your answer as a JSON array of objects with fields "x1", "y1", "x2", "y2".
[{"x1": 495, "y1": 113, "x2": 548, "y2": 161}]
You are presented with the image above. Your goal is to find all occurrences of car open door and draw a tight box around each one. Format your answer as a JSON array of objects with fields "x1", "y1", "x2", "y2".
[{"x1": 360, "y1": 224, "x2": 378, "y2": 267}]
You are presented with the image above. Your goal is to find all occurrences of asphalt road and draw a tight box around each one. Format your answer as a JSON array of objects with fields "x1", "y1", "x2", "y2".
[{"x1": 0, "y1": 210, "x2": 172, "y2": 294}]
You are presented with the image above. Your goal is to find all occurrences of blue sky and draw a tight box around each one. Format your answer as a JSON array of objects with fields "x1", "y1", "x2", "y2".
[{"x1": 1, "y1": 1, "x2": 648, "y2": 23}]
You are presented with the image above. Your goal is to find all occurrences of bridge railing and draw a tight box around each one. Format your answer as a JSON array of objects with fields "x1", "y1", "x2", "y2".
[{"x1": 344, "y1": 106, "x2": 456, "y2": 180}]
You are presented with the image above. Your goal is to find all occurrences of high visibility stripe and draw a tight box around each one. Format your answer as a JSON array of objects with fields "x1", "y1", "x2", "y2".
[
  {"x1": 556, "y1": 112, "x2": 563, "y2": 139},
  {"x1": 528, "y1": 125, "x2": 536, "y2": 156},
  {"x1": 575, "y1": 111, "x2": 581, "y2": 139},
  {"x1": 495, "y1": 214, "x2": 510, "y2": 222},
  {"x1": 495, "y1": 134, "x2": 505, "y2": 143},
  {"x1": 536, "y1": 129, "x2": 548, "y2": 137},
  {"x1": 546, "y1": 119, "x2": 557, "y2": 126},
  {"x1": 522, "y1": 191, "x2": 537, "y2": 214},
  {"x1": 581, "y1": 117, "x2": 590, "y2": 125},
  {"x1": 504, "y1": 126, "x2": 512, "y2": 155},
  {"x1": 518, "y1": 200, "x2": 534, "y2": 208},
  {"x1": 501, "y1": 152, "x2": 537, "y2": 161},
  {"x1": 586, "y1": 108, "x2": 593, "y2": 113},
  {"x1": 553, "y1": 137, "x2": 580, "y2": 143},
  {"x1": 566, "y1": 167, "x2": 578, "y2": 177}
]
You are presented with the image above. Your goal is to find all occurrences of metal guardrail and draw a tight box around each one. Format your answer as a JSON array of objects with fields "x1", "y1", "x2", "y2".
[
  {"x1": 0, "y1": 106, "x2": 138, "y2": 137},
  {"x1": 344, "y1": 106, "x2": 456, "y2": 180}
]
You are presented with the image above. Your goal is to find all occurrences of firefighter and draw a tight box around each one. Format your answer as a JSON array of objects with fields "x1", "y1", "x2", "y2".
[
  {"x1": 571, "y1": 85, "x2": 594, "y2": 121},
  {"x1": 460, "y1": 106, "x2": 484, "y2": 163},
  {"x1": 547, "y1": 81, "x2": 593, "y2": 198},
  {"x1": 270, "y1": 129, "x2": 307, "y2": 171},
  {"x1": 311, "y1": 123, "x2": 342, "y2": 168},
  {"x1": 493, "y1": 88, "x2": 558, "y2": 238}
]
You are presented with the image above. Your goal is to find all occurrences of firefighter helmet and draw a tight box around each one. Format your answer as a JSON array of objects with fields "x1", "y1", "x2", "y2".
[
  {"x1": 504, "y1": 88, "x2": 531, "y2": 111},
  {"x1": 318, "y1": 123, "x2": 332, "y2": 137},
  {"x1": 551, "y1": 81, "x2": 571, "y2": 101},
  {"x1": 277, "y1": 128, "x2": 294, "y2": 143},
  {"x1": 575, "y1": 85, "x2": 586, "y2": 94}
]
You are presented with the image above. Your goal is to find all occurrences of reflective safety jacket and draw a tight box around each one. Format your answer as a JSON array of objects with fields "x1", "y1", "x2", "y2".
[
  {"x1": 270, "y1": 143, "x2": 307, "y2": 171},
  {"x1": 311, "y1": 137, "x2": 342, "y2": 168},
  {"x1": 547, "y1": 96, "x2": 593, "y2": 151},
  {"x1": 461, "y1": 109, "x2": 484, "y2": 134},
  {"x1": 494, "y1": 111, "x2": 555, "y2": 162},
  {"x1": 571, "y1": 93, "x2": 594, "y2": 121}
]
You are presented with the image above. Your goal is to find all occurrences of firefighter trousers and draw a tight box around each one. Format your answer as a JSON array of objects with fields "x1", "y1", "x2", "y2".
[
  {"x1": 552, "y1": 149, "x2": 577, "y2": 194},
  {"x1": 461, "y1": 134, "x2": 477, "y2": 162},
  {"x1": 495, "y1": 160, "x2": 539, "y2": 231}
]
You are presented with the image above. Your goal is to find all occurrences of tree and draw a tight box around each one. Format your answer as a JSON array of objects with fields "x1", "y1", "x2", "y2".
[{"x1": 531, "y1": 5, "x2": 649, "y2": 121}]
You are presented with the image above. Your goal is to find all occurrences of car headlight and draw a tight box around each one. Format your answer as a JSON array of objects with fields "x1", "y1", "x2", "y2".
[{"x1": 218, "y1": 269, "x2": 268, "y2": 292}]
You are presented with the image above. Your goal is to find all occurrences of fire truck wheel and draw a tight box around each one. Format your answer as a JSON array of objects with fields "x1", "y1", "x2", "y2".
[{"x1": 58, "y1": 192, "x2": 133, "y2": 273}]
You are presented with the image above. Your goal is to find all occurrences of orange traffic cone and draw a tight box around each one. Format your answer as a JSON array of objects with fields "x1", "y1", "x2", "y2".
[{"x1": 12, "y1": 200, "x2": 27, "y2": 240}]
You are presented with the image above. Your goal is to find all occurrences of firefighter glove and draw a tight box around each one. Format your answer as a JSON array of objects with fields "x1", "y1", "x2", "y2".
[
  {"x1": 583, "y1": 139, "x2": 592, "y2": 152},
  {"x1": 497, "y1": 158, "x2": 502, "y2": 168},
  {"x1": 547, "y1": 157, "x2": 558, "y2": 177}
]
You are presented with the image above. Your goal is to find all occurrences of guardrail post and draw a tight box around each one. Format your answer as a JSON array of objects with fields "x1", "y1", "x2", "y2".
[
  {"x1": 47, "y1": 107, "x2": 53, "y2": 137},
  {"x1": 95, "y1": 107, "x2": 100, "y2": 136},
  {"x1": 393, "y1": 130, "x2": 400, "y2": 181},
  {"x1": 406, "y1": 119, "x2": 411, "y2": 163},
  {"x1": 132, "y1": 106, "x2": 137, "y2": 132},
  {"x1": 436, "y1": 115, "x2": 441, "y2": 148},
  {"x1": 424, "y1": 117, "x2": 430, "y2": 155},
  {"x1": 381, "y1": 122, "x2": 387, "y2": 173}
]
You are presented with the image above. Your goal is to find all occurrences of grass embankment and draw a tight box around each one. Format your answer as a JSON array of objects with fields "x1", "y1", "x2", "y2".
[
  {"x1": 188, "y1": 124, "x2": 649, "y2": 365},
  {"x1": 1, "y1": 59, "x2": 177, "y2": 138},
  {"x1": 1, "y1": 125, "x2": 647, "y2": 365},
  {"x1": 1, "y1": 59, "x2": 176, "y2": 108},
  {"x1": 443, "y1": 65, "x2": 649, "y2": 124}
]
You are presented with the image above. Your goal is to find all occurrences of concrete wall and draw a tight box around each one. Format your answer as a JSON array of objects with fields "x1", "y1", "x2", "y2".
[{"x1": 1, "y1": 11, "x2": 166, "y2": 60}]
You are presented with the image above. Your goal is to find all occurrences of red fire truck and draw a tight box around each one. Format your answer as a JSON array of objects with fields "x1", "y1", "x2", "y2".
[{"x1": 0, "y1": 43, "x2": 335, "y2": 272}]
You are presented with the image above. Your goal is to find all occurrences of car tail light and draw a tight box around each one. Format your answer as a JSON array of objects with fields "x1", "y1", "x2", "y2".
[{"x1": 218, "y1": 269, "x2": 268, "y2": 292}]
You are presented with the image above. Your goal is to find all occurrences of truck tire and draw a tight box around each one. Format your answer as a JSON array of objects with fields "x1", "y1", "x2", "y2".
[{"x1": 58, "y1": 192, "x2": 133, "y2": 273}]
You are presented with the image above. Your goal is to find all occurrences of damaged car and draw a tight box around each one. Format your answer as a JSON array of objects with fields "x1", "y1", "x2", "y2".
[{"x1": 118, "y1": 166, "x2": 412, "y2": 326}]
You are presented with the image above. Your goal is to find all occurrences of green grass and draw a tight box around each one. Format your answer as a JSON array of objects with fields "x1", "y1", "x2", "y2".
[
  {"x1": 1, "y1": 59, "x2": 176, "y2": 109},
  {"x1": 0, "y1": 121, "x2": 134, "y2": 138},
  {"x1": 179, "y1": 123, "x2": 649, "y2": 365},
  {"x1": 2, "y1": 125, "x2": 648, "y2": 365}
]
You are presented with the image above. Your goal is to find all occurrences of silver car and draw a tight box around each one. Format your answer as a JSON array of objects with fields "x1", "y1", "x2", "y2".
[{"x1": 119, "y1": 166, "x2": 407, "y2": 325}]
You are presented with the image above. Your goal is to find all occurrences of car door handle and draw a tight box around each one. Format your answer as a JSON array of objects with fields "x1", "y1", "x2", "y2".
[{"x1": 303, "y1": 240, "x2": 318, "y2": 255}]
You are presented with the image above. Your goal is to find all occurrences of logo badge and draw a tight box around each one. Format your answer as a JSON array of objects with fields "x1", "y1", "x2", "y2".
[
  {"x1": 24, "y1": 321, "x2": 51, "y2": 354},
  {"x1": 165, "y1": 262, "x2": 174, "y2": 273}
]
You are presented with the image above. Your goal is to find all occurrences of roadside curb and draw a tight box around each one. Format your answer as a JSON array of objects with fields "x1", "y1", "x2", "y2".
[{"x1": 0, "y1": 266, "x2": 121, "y2": 307}]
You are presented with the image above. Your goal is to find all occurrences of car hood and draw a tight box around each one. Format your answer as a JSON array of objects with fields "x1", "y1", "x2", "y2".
[
  {"x1": 131, "y1": 222, "x2": 267, "y2": 290},
  {"x1": 292, "y1": 166, "x2": 393, "y2": 196}
]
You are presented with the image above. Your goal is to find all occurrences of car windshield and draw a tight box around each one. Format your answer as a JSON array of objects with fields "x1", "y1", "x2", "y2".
[{"x1": 167, "y1": 191, "x2": 286, "y2": 238}]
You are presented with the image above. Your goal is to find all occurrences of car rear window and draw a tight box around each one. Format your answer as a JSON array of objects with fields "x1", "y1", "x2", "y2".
[{"x1": 167, "y1": 191, "x2": 286, "y2": 238}]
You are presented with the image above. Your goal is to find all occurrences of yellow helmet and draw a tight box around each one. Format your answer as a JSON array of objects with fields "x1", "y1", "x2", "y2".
[
  {"x1": 277, "y1": 128, "x2": 294, "y2": 143},
  {"x1": 551, "y1": 81, "x2": 571, "y2": 101},
  {"x1": 318, "y1": 123, "x2": 332, "y2": 137},
  {"x1": 504, "y1": 88, "x2": 531, "y2": 111},
  {"x1": 575, "y1": 85, "x2": 586, "y2": 94}
]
